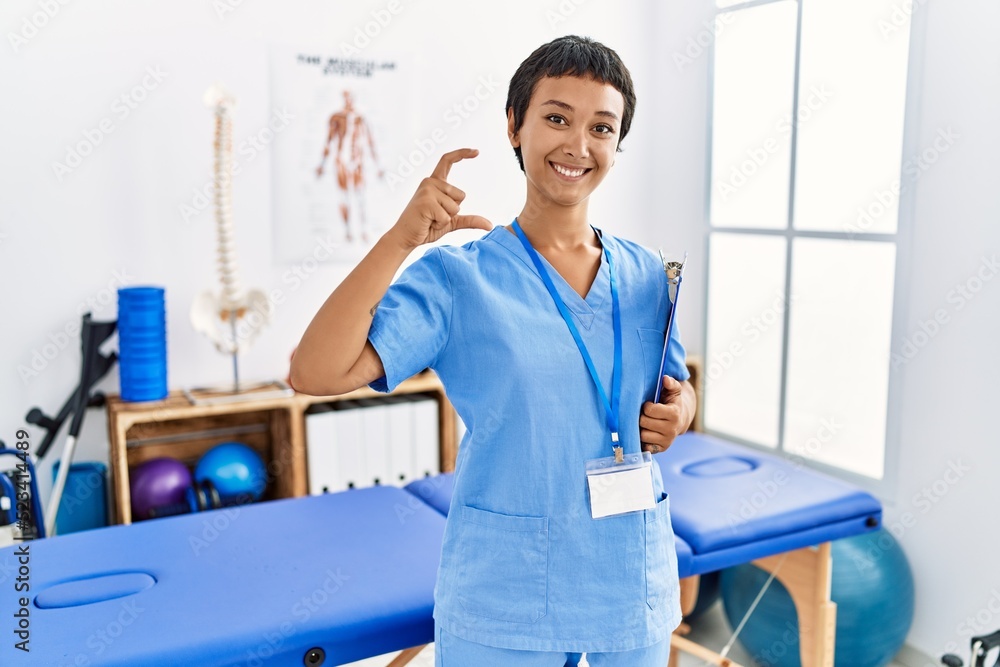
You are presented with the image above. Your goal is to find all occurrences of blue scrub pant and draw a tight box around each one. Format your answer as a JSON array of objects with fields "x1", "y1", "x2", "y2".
[{"x1": 434, "y1": 625, "x2": 671, "y2": 666}]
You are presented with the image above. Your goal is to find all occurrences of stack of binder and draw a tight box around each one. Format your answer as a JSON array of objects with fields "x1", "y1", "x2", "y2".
[{"x1": 305, "y1": 395, "x2": 450, "y2": 494}]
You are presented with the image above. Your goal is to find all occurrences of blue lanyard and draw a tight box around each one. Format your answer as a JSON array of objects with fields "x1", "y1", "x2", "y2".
[{"x1": 512, "y1": 219, "x2": 622, "y2": 452}]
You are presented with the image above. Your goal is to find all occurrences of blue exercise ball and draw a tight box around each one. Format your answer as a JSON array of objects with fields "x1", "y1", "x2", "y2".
[
  {"x1": 687, "y1": 570, "x2": 722, "y2": 620},
  {"x1": 720, "y1": 529, "x2": 914, "y2": 667},
  {"x1": 195, "y1": 442, "x2": 267, "y2": 502}
]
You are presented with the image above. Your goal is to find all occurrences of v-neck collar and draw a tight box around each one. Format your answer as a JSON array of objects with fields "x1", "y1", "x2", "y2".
[{"x1": 488, "y1": 223, "x2": 611, "y2": 329}]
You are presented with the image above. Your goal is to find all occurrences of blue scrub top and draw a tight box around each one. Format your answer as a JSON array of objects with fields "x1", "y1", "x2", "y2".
[{"x1": 368, "y1": 224, "x2": 689, "y2": 652}]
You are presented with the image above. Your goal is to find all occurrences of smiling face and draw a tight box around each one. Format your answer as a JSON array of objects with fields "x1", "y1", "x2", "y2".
[{"x1": 508, "y1": 75, "x2": 626, "y2": 210}]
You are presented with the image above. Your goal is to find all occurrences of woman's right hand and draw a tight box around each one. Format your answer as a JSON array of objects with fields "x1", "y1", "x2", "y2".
[{"x1": 387, "y1": 148, "x2": 494, "y2": 251}]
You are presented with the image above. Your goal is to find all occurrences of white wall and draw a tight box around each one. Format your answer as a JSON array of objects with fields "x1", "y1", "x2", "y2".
[
  {"x1": 0, "y1": 0, "x2": 656, "y2": 489},
  {"x1": 884, "y1": 0, "x2": 1000, "y2": 659},
  {"x1": 646, "y1": 0, "x2": 714, "y2": 366}
]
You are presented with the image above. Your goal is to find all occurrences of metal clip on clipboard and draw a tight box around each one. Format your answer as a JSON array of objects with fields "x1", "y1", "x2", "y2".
[{"x1": 653, "y1": 250, "x2": 688, "y2": 403}]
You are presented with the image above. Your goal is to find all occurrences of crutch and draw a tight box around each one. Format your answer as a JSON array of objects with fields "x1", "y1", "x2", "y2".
[{"x1": 25, "y1": 313, "x2": 117, "y2": 536}]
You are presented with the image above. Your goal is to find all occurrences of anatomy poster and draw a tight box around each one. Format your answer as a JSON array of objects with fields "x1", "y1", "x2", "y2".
[{"x1": 270, "y1": 48, "x2": 417, "y2": 263}]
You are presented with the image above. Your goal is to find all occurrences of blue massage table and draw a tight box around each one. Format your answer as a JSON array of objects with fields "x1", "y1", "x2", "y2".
[{"x1": 0, "y1": 432, "x2": 880, "y2": 667}]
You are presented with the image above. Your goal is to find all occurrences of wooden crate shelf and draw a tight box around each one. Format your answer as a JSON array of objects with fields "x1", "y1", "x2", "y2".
[{"x1": 106, "y1": 372, "x2": 457, "y2": 525}]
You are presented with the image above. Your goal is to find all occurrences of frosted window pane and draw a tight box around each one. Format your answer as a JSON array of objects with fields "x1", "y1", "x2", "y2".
[
  {"x1": 783, "y1": 239, "x2": 895, "y2": 478},
  {"x1": 710, "y1": 2, "x2": 798, "y2": 229},
  {"x1": 793, "y1": 0, "x2": 911, "y2": 234},
  {"x1": 704, "y1": 233, "x2": 787, "y2": 446}
]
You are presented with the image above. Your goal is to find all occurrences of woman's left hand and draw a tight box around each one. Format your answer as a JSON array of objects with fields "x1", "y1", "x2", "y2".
[{"x1": 639, "y1": 375, "x2": 693, "y2": 454}]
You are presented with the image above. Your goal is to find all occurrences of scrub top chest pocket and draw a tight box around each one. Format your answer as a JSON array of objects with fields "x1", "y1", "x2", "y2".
[
  {"x1": 453, "y1": 505, "x2": 549, "y2": 624},
  {"x1": 644, "y1": 492, "x2": 678, "y2": 611}
]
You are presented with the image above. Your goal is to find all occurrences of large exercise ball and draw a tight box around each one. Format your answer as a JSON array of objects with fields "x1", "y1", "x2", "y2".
[
  {"x1": 130, "y1": 457, "x2": 193, "y2": 520},
  {"x1": 686, "y1": 571, "x2": 722, "y2": 620},
  {"x1": 195, "y1": 442, "x2": 267, "y2": 502},
  {"x1": 720, "y1": 529, "x2": 914, "y2": 667}
]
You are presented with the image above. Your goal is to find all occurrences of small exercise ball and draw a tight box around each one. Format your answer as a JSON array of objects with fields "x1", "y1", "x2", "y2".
[
  {"x1": 720, "y1": 528, "x2": 914, "y2": 667},
  {"x1": 195, "y1": 442, "x2": 267, "y2": 502},
  {"x1": 130, "y1": 458, "x2": 193, "y2": 520}
]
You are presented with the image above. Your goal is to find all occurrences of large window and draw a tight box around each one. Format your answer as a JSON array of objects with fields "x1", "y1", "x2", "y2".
[{"x1": 703, "y1": 0, "x2": 913, "y2": 485}]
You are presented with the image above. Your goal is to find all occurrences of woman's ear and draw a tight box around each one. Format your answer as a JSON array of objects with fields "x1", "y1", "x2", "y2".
[{"x1": 506, "y1": 108, "x2": 519, "y2": 148}]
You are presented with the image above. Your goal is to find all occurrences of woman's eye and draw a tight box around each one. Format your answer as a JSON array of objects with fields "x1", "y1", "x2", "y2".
[
  {"x1": 594, "y1": 124, "x2": 615, "y2": 134},
  {"x1": 546, "y1": 115, "x2": 567, "y2": 125}
]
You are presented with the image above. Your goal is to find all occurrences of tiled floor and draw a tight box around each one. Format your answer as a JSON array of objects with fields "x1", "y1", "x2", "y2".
[{"x1": 343, "y1": 602, "x2": 908, "y2": 666}]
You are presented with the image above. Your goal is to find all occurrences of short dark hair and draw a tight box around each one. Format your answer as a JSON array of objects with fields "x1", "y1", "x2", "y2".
[{"x1": 505, "y1": 35, "x2": 637, "y2": 172}]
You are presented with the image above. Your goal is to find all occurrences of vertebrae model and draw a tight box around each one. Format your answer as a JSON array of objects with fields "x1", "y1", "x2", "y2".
[{"x1": 191, "y1": 84, "x2": 271, "y2": 373}]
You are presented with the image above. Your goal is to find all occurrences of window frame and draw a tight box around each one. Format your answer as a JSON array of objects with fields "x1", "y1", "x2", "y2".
[{"x1": 700, "y1": 0, "x2": 925, "y2": 498}]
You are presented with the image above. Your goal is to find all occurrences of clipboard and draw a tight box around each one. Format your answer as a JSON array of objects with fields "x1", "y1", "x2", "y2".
[{"x1": 653, "y1": 250, "x2": 688, "y2": 404}]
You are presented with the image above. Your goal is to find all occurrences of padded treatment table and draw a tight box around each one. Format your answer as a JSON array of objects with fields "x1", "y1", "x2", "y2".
[
  {"x1": 653, "y1": 432, "x2": 882, "y2": 667},
  {"x1": 408, "y1": 431, "x2": 882, "y2": 667},
  {"x1": 0, "y1": 486, "x2": 445, "y2": 667},
  {"x1": 0, "y1": 432, "x2": 881, "y2": 667},
  {"x1": 652, "y1": 432, "x2": 881, "y2": 574}
]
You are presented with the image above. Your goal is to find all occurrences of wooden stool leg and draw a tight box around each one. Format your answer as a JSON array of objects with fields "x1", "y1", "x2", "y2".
[
  {"x1": 679, "y1": 575, "x2": 701, "y2": 616},
  {"x1": 753, "y1": 543, "x2": 836, "y2": 667},
  {"x1": 668, "y1": 575, "x2": 701, "y2": 667},
  {"x1": 386, "y1": 644, "x2": 427, "y2": 666},
  {"x1": 668, "y1": 633, "x2": 681, "y2": 667},
  {"x1": 670, "y1": 634, "x2": 746, "y2": 666}
]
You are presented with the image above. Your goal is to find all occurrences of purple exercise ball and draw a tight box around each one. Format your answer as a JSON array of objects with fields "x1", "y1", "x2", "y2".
[{"x1": 130, "y1": 457, "x2": 193, "y2": 520}]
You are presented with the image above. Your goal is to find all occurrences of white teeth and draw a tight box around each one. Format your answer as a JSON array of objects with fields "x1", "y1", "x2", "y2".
[{"x1": 552, "y1": 163, "x2": 586, "y2": 177}]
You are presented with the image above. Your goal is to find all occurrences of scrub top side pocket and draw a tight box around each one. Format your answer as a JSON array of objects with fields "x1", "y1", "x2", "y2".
[
  {"x1": 453, "y1": 505, "x2": 549, "y2": 624},
  {"x1": 644, "y1": 492, "x2": 680, "y2": 612}
]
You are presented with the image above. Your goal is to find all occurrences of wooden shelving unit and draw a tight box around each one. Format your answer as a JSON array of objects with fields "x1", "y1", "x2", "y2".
[{"x1": 105, "y1": 372, "x2": 457, "y2": 525}]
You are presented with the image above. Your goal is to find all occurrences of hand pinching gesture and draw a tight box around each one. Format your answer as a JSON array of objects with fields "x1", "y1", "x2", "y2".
[{"x1": 388, "y1": 148, "x2": 493, "y2": 251}]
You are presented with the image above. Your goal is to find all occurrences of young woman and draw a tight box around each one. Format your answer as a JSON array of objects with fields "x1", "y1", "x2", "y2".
[{"x1": 291, "y1": 35, "x2": 696, "y2": 667}]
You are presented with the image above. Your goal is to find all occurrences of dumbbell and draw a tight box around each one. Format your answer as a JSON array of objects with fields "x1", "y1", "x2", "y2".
[{"x1": 149, "y1": 480, "x2": 252, "y2": 518}]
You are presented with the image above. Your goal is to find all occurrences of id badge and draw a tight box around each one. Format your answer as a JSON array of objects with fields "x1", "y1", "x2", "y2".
[{"x1": 585, "y1": 451, "x2": 656, "y2": 519}]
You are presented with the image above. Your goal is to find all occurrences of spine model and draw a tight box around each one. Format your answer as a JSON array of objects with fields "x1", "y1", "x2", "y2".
[
  {"x1": 210, "y1": 89, "x2": 246, "y2": 313},
  {"x1": 190, "y1": 84, "x2": 272, "y2": 384}
]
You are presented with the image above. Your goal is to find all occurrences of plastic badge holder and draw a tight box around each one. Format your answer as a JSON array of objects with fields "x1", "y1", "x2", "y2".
[{"x1": 585, "y1": 451, "x2": 656, "y2": 519}]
